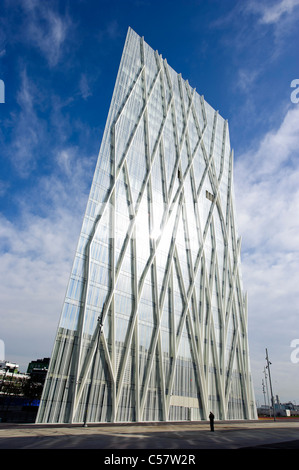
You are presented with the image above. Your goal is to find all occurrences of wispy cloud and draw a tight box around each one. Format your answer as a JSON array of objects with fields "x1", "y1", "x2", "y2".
[
  {"x1": 0, "y1": 15, "x2": 6, "y2": 57},
  {"x1": 0, "y1": 209, "x2": 79, "y2": 363},
  {"x1": 0, "y1": 180, "x2": 9, "y2": 197},
  {"x1": 213, "y1": 0, "x2": 299, "y2": 96},
  {"x1": 7, "y1": 68, "x2": 47, "y2": 177},
  {"x1": 0, "y1": 142, "x2": 95, "y2": 366},
  {"x1": 235, "y1": 104, "x2": 299, "y2": 398},
  {"x1": 3, "y1": 65, "x2": 96, "y2": 178},
  {"x1": 79, "y1": 73, "x2": 92, "y2": 100},
  {"x1": 238, "y1": 106, "x2": 299, "y2": 178},
  {"x1": 254, "y1": 0, "x2": 299, "y2": 24},
  {"x1": 97, "y1": 20, "x2": 122, "y2": 43},
  {"x1": 236, "y1": 68, "x2": 263, "y2": 97},
  {"x1": 246, "y1": 0, "x2": 299, "y2": 51},
  {"x1": 16, "y1": 0, "x2": 73, "y2": 67}
]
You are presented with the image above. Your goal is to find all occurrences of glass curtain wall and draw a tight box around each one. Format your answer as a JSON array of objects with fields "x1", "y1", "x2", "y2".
[{"x1": 36, "y1": 28, "x2": 257, "y2": 424}]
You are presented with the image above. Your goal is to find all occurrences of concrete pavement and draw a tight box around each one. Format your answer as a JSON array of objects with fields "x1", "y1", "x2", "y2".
[{"x1": 0, "y1": 419, "x2": 298, "y2": 450}]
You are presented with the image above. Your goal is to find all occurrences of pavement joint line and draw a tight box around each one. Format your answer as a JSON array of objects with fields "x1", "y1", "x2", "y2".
[{"x1": 0, "y1": 418, "x2": 298, "y2": 450}]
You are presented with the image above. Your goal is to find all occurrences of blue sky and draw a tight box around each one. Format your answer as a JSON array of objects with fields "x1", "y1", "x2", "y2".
[{"x1": 0, "y1": 0, "x2": 299, "y2": 407}]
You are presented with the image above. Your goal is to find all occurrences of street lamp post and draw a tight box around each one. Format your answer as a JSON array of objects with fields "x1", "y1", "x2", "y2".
[
  {"x1": 262, "y1": 379, "x2": 266, "y2": 407},
  {"x1": 263, "y1": 366, "x2": 271, "y2": 417},
  {"x1": 265, "y1": 348, "x2": 276, "y2": 422}
]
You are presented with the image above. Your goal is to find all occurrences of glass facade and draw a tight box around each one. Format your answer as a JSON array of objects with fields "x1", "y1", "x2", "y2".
[{"x1": 36, "y1": 28, "x2": 257, "y2": 423}]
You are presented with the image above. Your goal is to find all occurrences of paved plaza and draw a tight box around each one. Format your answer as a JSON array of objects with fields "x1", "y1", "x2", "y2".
[{"x1": 0, "y1": 419, "x2": 298, "y2": 450}]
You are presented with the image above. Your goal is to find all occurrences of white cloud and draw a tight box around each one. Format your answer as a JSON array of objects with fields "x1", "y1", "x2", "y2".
[
  {"x1": 0, "y1": 143, "x2": 95, "y2": 371},
  {"x1": 7, "y1": 68, "x2": 47, "y2": 177},
  {"x1": 5, "y1": 65, "x2": 95, "y2": 178},
  {"x1": 231, "y1": 0, "x2": 299, "y2": 96},
  {"x1": 257, "y1": 0, "x2": 299, "y2": 24},
  {"x1": 235, "y1": 104, "x2": 299, "y2": 402},
  {"x1": 237, "y1": 68, "x2": 261, "y2": 93},
  {"x1": 236, "y1": 106, "x2": 299, "y2": 235},
  {"x1": 246, "y1": 0, "x2": 299, "y2": 51},
  {"x1": 0, "y1": 211, "x2": 78, "y2": 367},
  {"x1": 19, "y1": 0, "x2": 73, "y2": 67},
  {"x1": 79, "y1": 74, "x2": 92, "y2": 100}
]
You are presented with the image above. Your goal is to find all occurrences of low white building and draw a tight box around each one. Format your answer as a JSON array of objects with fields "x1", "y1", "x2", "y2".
[{"x1": 0, "y1": 361, "x2": 28, "y2": 381}]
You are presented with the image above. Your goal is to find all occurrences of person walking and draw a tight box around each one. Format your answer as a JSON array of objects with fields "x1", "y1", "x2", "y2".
[{"x1": 209, "y1": 411, "x2": 215, "y2": 432}]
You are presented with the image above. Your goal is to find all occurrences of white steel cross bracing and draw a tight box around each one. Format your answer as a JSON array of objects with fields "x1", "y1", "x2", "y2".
[{"x1": 36, "y1": 28, "x2": 257, "y2": 424}]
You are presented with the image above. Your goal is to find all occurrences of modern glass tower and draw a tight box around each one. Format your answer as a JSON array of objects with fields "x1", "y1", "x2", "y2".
[{"x1": 36, "y1": 28, "x2": 257, "y2": 424}]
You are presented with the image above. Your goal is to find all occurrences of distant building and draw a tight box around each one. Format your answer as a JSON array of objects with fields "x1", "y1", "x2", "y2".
[
  {"x1": 0, "y1": 361, "x2": 28, "y2": 387},
  {"x1": 27, "y1": 358, "x2": 50, "y2": 375},
  {"x1": 0, "y1": 361, "x2": 19, "y2": 374},
  {"x1": 257, "y1": 399, "x2": 299, "y2": 417},
  {"x1": 37, "y1": 28, "x2": 257, "y2": 424}
]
